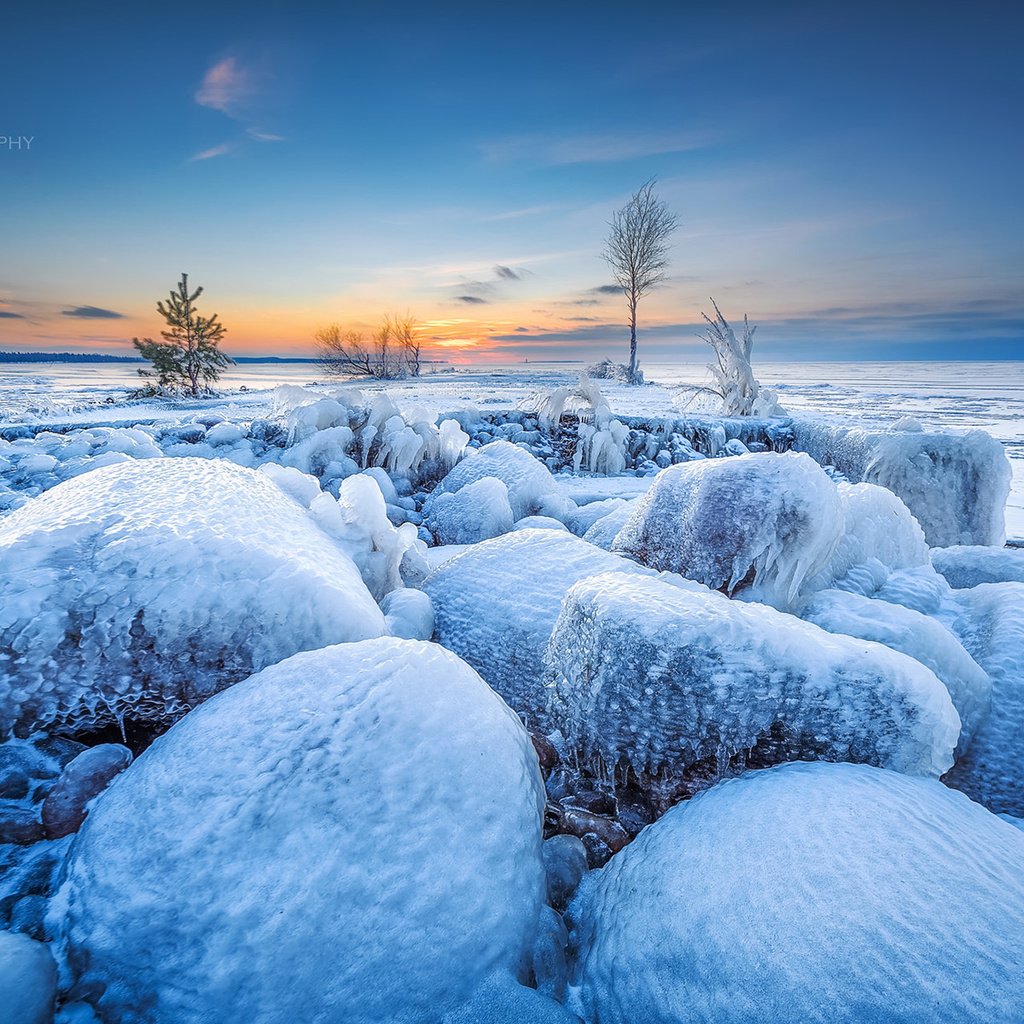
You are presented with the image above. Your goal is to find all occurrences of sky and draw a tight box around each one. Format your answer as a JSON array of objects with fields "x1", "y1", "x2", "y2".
[{"x1": 1, "y1": 1, "x2": 1022, "y2": 363}]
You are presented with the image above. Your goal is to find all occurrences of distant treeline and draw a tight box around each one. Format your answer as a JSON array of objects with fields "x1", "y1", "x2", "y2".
[{"x1": 0, "y1": 351, "x2": 143, "y2": 363}]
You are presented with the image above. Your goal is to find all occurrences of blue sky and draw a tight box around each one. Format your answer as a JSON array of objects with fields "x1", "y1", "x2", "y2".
[{"x1": 1, "y1": 1, "x2": 1021, "y2": 360}]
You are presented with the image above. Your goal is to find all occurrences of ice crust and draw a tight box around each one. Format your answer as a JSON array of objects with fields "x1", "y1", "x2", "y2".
[
  {"x1": 793, "y1": 419, "x2": 1011, "y2": 547},
  {"x1": 0, "y1": 929, "x2": 56, "y2": 1024},
  {"x1": 545, "y1": 573, "x2": 959, "y2": 795},
  {"x1": 0, "y1": 458, "x2": 385, "y2": 738},
  {"x1": 424, "y1": 531, "x2": 652, "y2": 728},
  {"x1": 567, "y1": 762, "x2": 1024, "y2": 1024},
  {"x1": 798, "y1": 588, "x2": 990, "y2": 754},
  {"x1": 51, "y1": 639, "x2": 547, "y2": 1024},
  {"x1": 426, "y1": 476, "x2": 515, "y2": 545},
  {"x1": 613, "y1": 452, "x2": 842, "y2": 607},
  {"x1": 941, "y1": 583, "x2": 1024, "y2": 816},
  {"x1": 931, "y1": 545, "x2": 1024, "y2": 589},
  {"x1": 426, "y1": 440, "x2": 574, "y2": 522}
]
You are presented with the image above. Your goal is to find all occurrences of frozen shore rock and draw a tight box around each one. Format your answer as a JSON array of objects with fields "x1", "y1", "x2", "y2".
[
  {"x1": 426, "y1": 476, "x2": 515, "y2": 545},
  {"x1": 612, "y1": 452, "x2": 842, "y2": 607},
  {"x1": 545, "y1": 574, "x2": 959, "y2": 806},
  {"x1": 51, "y1": 639, "x2": 547, "y2": 1024},
  {"x1": 424, "y1": 530, "x2": 651, "y2": 729},
  {"x1": 0, "y1": 458, "x2": 385, "y2": 739},
  {"x1": 792, "y1": 419, "x2": 1011, "y2": 547},
  {"x1": 798, "y1": 588, "x2": 990, "y2": 755},
  {"x1": 0, "y1": 929, "x2": 56, "y2": 1024},
  {"x1": 567, "y1": 762, "x2": 1024, "y2": 1024},
  {"x1": 931, "y1": 544, "x2": 1024, "y2": 589},
  {"x1": 426, "y1": 440, "x2": 574, "y2": 522},
  {"x1": 942, "y1": 582, "x2": 1024, "y2": 816}
]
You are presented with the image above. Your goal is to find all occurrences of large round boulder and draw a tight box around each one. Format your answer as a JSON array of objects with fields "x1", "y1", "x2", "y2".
[{"x1": 51, "y1": 638, "x2": 547, "y2": 1024}]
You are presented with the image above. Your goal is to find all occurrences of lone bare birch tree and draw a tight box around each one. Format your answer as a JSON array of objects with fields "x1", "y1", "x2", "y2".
[
  {"x1": 602, "y1": 179, "x2": 678, "y2": 383},
  {"x1": 316, "y1": 313, "x2": 422, "y2": 379}
]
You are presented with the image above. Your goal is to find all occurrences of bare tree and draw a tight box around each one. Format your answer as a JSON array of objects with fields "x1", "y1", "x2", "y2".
[
  {"x1": 392, "y1": 312, "x2": 422, "y2": 377},
  {"x1": 602, "y1": 178, "x2": 678, "y2": 383},
  {"x1": 315, "y1": 314, "x2": 422, "y2": 380}
]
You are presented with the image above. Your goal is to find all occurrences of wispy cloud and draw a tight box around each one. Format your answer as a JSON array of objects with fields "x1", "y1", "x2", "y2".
[
  {"x1": 494, "y1": 264, "x2": 522, "y2": 281},
  {"x1": 61, "y1": 305, "x2": 125, "y2": 319},
  {"x1": 481, "y1": 129, "x2": 712, "y2": 166},
  {"x1": 195, "y1": 57, "x2": 253, "y2": 119},
  {"x1": 455, "y1": 295, "x2": 488, "y2": 305},
  {"x1": 189, "y1": 142, "x2": 233, "y2": 162},
  {"x1": 0, "y1": 310, "x2": 25, "y2": 319}
]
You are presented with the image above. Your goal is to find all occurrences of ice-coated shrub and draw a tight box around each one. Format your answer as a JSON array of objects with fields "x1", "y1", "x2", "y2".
[
  {"x1": 545, "y1": 573, "x2": 959, "y2": 804},
  {"x1": 0, "y1": 458, "x2": 385, "y2": 738},
  {"x1": 613, "y1": 452, "x2": 842, "y2": 607},
  {"x1": 51, "y1": 639, "x2": 547, "y2": 1024},
  {"x1": 567, "y1": 762, "x2": 1024, "y2": 1024},
  {"x1": 424, "y1": 530, "x2": 653, "y2": 729}
]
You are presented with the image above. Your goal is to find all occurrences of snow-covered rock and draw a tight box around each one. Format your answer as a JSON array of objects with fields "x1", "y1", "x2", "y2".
[
  {"x1": 545, "y1": 574, "x2": 959, "y2": 805},
  {"x1": 613, "y1": 452, "x2": 842, "y2": 607},
  {"x1": 0, "y1": 930, "x2": 56, "y2": 1024},
  {"x1": 942, "y1": 582, "x2": 1024, "y2": 816},
  {"x1": 798, "y1": 588, "x2": 990, "y2": 755},
  {"x1": 380, "y1": 587, "x2": 434, "y2": 640},
  {"x1": 581, "y1": 501, "x2": 639, "y2": 550},
  {"x1": 931, "y1": 545, "x2": 1024, "y2": 589},
  {"x1": 426, "y1": 476, "x2": 515, "y2": 545},
  {"x1": 424, "y1": 531, "x2": 652, "y2": 729},
  {"x1": 793, "y1": 420, "x2": 1011, "y2": 547},
  {"x1": 565, "y1": 498, "x2": 630, "y2": 538},
  {"x1": 427, "y1": 440, "x2": 574, "y2": 522},
  {"x1": 513, "y1": 516, "x2": 569, "y2": 532},
  {"x1": 806, "y1": 482, "x2": 928, "y2": 592},
  {"x1": 567, "y1": 762, "x2": 1024, "y2": 1024},
  {"x1": 0, "y1": 458, "x2": 385, "y2": 739},
  {"x1": 52, "y1": 639, "x2": 546, "y2": 1024}
]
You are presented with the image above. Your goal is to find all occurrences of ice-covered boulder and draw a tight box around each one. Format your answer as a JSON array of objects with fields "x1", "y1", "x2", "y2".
[
  {"x1": 793, "y1": 419, "x2": 1011, "y2": 547},
  {"x1": 567, "y1": 762, "x2": 1024, "y2": 1024},
  {"x1": 581, "y1": 501, "x2": 639, "y2": 550},
  {"x1": 0, "y1": 458, "x2": 385, "y2": 738},
  {"x1": 424, "y1": 531, "x2": 652, "y2": 729},
  {"x1": 931, "y1": 545, "x2": 1024, "y2": 589},
  {"x1": 427, "y1": 440, "x2": 574, "y2": 522},
  {"x1": 942, "y1": 582, "x2": 1024, "y2": 816},
  {"x1": 426, "y1": 476, "x2": 515, "y2": 545},
  {"x1": 798, "y1": 588, "x2": 990, "y2": 755},
  {"x1": 805, "y1": 482, "x2": 928, "y2": 592},
  {"x1": 612, "y1": 452, "x2": 842, "y2": 607},
  {"x1": 0, "y1": 930, "x2": 56, "y2": 1024},
  {"x1": 545, "y1": 574, "x2": 959, "y2": 806},
  {"x1": 51, "y1": 639, "x2": 547, "y2": 1024},
  {"x1": 565, "y1": 498, "x2": 630, "y2": 538}
]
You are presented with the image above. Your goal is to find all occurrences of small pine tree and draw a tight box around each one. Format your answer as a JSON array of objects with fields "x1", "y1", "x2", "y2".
[{"x1": 133, "y1": 273, "x2": 232, "y2": 396}]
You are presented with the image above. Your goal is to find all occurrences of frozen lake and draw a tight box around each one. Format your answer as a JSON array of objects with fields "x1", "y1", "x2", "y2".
[{"x1": 2, "y1": 358, "x2": 1022, "y2": 538}]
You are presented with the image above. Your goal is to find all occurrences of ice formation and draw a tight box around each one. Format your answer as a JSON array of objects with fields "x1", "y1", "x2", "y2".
[
  {"x1": 51, "y1": 639, "x2": 547, "y2": 1024},
  {"x1": 567, "y1": 762, "x2": 1024, "y2": 1024},
  {"x1": 793, "y1": 419, "x2": 1011, "y2": 547},
  {"x1": 426, "y1": 440, "x2": 574, "y2": 522},
  {"x1": 426, "y1": 476, "x2": 515, "y2": 545},
  {"x1": 424, "y1": 531, "x2": 652, "y2": 728},
  {"x1": 931, "y1": 545, "x2": 1024, "y2": 589},
  {"x1": 545, "y1": 573, "x2": 959, "y2": 803},
  {"x1": 941, "y1": 583, "x2": 1024, "y2": 816},
  {"x1": 0, "y1": 930, "x2": 56, "y2": 1024},
  {"x1": 581, "y1": 500, "x2": 639, "y2": 550},
  {"x1": 0, "y1": 458, "x2": 385, "y2": 738},
  {"x1": 805, "y1": 482, "x2": 928, "y2": 592},
  {"x1": 564, "y1": 498, "x2": 630, "y2": 537},
  {"x1": 613, "y1": 452, "x2": 842, "y2": 607},
  {"x1": 798, "y1": 589, "x2": 990, "y2": 754}
]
